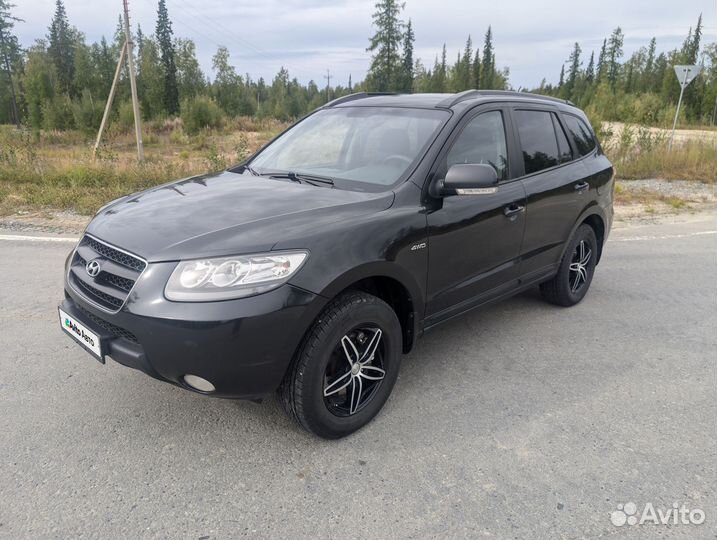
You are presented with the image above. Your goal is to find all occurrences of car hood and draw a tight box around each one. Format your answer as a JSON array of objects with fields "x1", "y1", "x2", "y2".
[{"x1": 87, "y1": 171, "x2": 394, "y2": 261}]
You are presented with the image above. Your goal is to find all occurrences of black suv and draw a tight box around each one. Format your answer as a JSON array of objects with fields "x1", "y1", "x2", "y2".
[{"x1": 59, "y1": 91, "x2": 614, "y2": 438}]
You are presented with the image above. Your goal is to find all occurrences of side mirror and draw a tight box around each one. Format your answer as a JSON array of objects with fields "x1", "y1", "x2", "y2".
[{"x1": 438, "y1": 164, "x2": 499, "y2": 196}]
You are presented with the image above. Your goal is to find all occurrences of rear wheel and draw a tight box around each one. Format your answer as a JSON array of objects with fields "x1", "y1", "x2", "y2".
[
  {"x1": 540, "y1": 224, "x2": 598, "y2": 306},
  {"x1": 280, "y1": 291, "x2": 402, "y2": 439}
]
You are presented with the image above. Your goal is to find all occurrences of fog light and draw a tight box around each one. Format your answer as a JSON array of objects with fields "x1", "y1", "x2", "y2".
[{"x1": 183, "y1": 374, "x2": 215, "y2": 393}]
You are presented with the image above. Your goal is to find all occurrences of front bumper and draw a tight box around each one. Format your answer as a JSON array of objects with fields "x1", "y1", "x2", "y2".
[{"x1": 61, "y1": 262, "x2": 325, "y2": 399}]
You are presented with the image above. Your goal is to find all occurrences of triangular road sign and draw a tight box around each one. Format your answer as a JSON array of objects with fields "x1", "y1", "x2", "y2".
[{"x1": 674, "y1": 65, "x2": 702, "y2": 88}]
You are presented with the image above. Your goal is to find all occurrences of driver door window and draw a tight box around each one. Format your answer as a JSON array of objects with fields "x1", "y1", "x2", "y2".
[{"x1": 445, "y1": 111, "x2": 509, "y2": 181}]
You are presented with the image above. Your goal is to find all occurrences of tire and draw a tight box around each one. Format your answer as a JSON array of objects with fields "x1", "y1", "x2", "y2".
[
  {"x1": 540, "y1": 224, "x2": 598, "y2": 307},
  {"x1": 279, "y1": 291, "x2": 402, "y2": 439}
]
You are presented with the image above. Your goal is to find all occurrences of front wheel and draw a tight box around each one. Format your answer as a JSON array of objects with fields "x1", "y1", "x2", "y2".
[
  {"x1": 540, "y1": 224, "x2": 598, "y2": 306},
  {"x1": 280, "y1": 291, "x2": 402, "y2": 439}
]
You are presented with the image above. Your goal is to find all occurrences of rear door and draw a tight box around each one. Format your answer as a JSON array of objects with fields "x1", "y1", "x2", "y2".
[
  {"x1": 425, "y1": 107, "x2": 526, "y2": 323},
  {"x1": 508, "y1": 107, "x2": 589, "y2": 280}
]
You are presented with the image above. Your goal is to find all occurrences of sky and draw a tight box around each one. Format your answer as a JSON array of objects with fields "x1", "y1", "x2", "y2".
[{"x1": 12, "y1": 0, "x2": 717, "y2": 90}]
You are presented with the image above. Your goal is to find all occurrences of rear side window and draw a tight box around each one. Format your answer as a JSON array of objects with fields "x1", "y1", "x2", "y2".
[
  {"x1": 515, "y1": 110, "x2": 560, "y2": 174},
  {"x1": 552, "y1": 114, "x2": 573, "y2": 163},
  {"x1": 563, "y1": 114, "x2": 597, "y2": 156}
]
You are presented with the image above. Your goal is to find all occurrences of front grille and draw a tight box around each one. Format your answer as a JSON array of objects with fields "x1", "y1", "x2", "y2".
[
  {"x1": 84, "y1": 236, "x2": 147, "y2": 272},
  {"x1": 77, "y1": 305, "x2": 138, "y2": 343},
  {"x1": 68, "y1": 234, "x2": 146, "y2": 312}
]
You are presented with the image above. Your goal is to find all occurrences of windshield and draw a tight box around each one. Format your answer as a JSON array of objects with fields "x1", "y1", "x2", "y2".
[{"x1": 249, "y1": 107, "x2": 449, "y2": 188}]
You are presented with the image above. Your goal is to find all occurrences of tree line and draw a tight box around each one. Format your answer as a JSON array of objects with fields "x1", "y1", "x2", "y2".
[
  {"x1": 535, "y1": 16, "x2": 715, "y2": 125},
  {"x1": 0, "y1": 0, "x2": 714, "y2": 133}
]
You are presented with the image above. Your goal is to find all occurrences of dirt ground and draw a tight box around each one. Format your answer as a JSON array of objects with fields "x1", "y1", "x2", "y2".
[
  {"x1": 605, "y1": 121, "x2": 717, "y2": 145},
  {"x1": 0, "y1": 178, "x2": 713, "y2": 235}
]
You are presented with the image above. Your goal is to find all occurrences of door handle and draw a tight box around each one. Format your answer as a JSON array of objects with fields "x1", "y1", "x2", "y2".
[
  {"x1": 503, "y1": 204, "x2": 525, "y2": 218},
  {"x1": 574, "y1": 181, "x2": 589, "y2": 192}
]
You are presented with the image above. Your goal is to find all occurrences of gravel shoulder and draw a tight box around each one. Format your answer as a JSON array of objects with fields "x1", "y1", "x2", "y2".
[{"x1": 0, "y1": 179, "x2": 714, "y2": 236}]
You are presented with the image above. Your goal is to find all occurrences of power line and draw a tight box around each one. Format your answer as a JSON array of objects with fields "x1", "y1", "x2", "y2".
[{"x1": 138, "y1": 0, "x2": 322, "y2": 79}]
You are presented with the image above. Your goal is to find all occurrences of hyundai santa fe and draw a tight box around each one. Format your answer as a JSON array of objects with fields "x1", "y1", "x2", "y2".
[{"x1": 59, "y1": 90, "x2": 614, "y2": 438}]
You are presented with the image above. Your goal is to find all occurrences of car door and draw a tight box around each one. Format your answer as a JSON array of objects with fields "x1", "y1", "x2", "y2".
[
  {"x1": 508, "y1": 107, "x2": 589, "y2": 280},
  {"x1": 425, "y1": 108, "x2": 527, "y2": 324}
]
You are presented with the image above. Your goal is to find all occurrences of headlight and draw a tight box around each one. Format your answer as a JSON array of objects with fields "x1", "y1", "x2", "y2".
[{"x1": 165, "y1": 251, "x2": 308, "y2": 301}]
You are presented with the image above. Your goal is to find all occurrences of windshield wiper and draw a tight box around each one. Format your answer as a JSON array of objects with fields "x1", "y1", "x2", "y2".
[
  {"x1": 243, "y1": 165, "x2": 261, "y2": 176},
  {"x1": 265, "y1": 171, "x2": 335, "y2": 187}
]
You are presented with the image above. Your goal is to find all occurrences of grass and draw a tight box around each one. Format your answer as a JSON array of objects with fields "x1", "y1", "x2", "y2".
[
  {"x1": 601, "y1": 123, "x2": 716, "y2": 182},
  {"x1": 0, "y1": 119, "x2": 285, "y2": 215},
  {"x1": 0, "y1": 119, "x2": 714, "y2": 216}
]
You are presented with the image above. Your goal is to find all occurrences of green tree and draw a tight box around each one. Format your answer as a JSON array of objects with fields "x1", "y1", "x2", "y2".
[
  {"x1": 596, "y1": 38, "x2": 607, "y2": 82},
  {"x1": 366, "y1": 0, "x2": 405, "y2": 91},
  {"x1": 480, "y1": 26, "x2": 494, "y2": 88},
  {"x1": 605, "y1": 27, "x2": 624, "y2": 90},
  {"x1": 211, "y1": 45, "x2": 242, "y2": 116},
  {"x1": 21, "y1": 42, "x2": 56, "y2": 129},
  {"x1": 641, "y1": 37, "x2": 656, "y2": 91},
  {"x1": 399, "y1": 18, "x2": 414, "y2": 92},
  {"x1": 558, "y1": 64, "x2": 565, "y2": 90},
  {"x1": 453, "y1": 35, "x2": 473, "y2": 91},
  {"x1": 175, "y1": 38, "x2": 204, "y2": 99},
  {"x1": 155, "y1": 0, "x2": 179, "y2": 115},
  {"x1": 564, "y1": 42, "x2": 581, "y2": 99},
  {"x1": 472, "y1": 48, "x2": 481, "y2": 89},
  {"x1": 47, "y1": 0, "x2": 74, "y2": 93},
  {"x1": 585, "y1": 51, "x2": 595, "y2": 84},
  {"x1": 138, "y1": 37, "x2": 164, "y2": 119},
  {"x1": 0, "y1": 0, "x2": 22, "y2": 125}
]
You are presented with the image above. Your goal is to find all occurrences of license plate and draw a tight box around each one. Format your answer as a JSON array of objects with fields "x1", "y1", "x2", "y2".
[{"x1": 59, "y1": 308, "x2": 103, "y2": 362}]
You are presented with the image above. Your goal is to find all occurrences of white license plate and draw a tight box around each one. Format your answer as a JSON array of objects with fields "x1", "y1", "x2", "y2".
[{"x1": 59, "y1": 308, "x2": 103, "y2": 360}]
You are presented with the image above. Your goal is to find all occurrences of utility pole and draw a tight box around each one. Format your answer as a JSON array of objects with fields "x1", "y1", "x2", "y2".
[
  {"x1": 324, "y1": 69, "x2": 332, "y2": 103},
  {"x1": 123, "y1": 0, "x2": 143, "y2": 161},
  {"x1": 93, "y1": 0, "x2": 144, "y2": 161},
  {"x1": 93, "y1": 42, "x2": 126, "y2": 157},
  {"x1": 0, "y1": 28, "x2": 20, "y2": 128}
]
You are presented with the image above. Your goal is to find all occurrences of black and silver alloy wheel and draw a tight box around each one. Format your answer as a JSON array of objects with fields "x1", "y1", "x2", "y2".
[
  {"x1": 540, "y1": 223, "x2": 598, "y2": 307},
  {"x1": 280, "y1": 291, "x2": 402, "y2": 439},
  {"x1": 323, "y1": 327, "x2": 386, "y2": 416},
  {"x1": 569, "y1": 239, "x2": 592, "y2": 293}
]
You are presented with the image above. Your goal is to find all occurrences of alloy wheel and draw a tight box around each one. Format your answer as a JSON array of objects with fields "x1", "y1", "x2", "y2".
[
  {"x1": 569, "y1": 239, "x2": 592, "y2": 293},
  {"x1": 323, "y1": 326, "x2": 386, "y2": 417}
]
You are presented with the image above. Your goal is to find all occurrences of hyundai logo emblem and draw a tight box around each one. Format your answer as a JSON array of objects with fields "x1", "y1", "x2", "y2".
[{"x1": 86, "y1": 259, "x2": 101, "y2": 277}]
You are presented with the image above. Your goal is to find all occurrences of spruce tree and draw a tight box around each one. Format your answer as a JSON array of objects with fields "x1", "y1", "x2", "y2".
[
  {"x1": 585, "y1": 51, "x2": 595, "y2": 84},
  {"x1": 400, "y1": 18, "x2": 414, "y2": 92},
  {"x1": 47, "y1": 0, "x2": 74, "y2": 93},
  {"x1": 472, "y1": 48, "x2": 481, "y2": 89},
  {"x1": 0, "y1": 0, "x2": 22, "y2": 125},
  {"x1": 596, "y1": 38, "x2": 607, "y2": 82},
  {"x1": 606, "y1": 27, "x2": 624, "y2": 90},
  {"x1": 565, "y1": 42, "x2": 581, "y2": 98},
  {"x1": 558, "y1": 64, "x2": 565, "y2": 90},
  {"x1": 642, "y1": 37, "x2": 656, "y2": 92},
  {"x1": 460, "y1": 35, "x2": 473, "y2": 90},
  {"x1": 366, "y1": 0, "x2": 405, "y2": 91},
  {"x1": 156, "y1": 0, "x2": 179, "y2": 115},
  {"x1": 685, "y1": 13, "x2": 702, "y2": 63},
  {"x1": 480, "y1": 26, "x2": 494, "y2": 89}
]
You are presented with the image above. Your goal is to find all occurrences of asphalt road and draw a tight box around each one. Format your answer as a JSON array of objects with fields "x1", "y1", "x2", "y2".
[{"x1": 1, "y1": 213, "x2": 715, "y2": 539}]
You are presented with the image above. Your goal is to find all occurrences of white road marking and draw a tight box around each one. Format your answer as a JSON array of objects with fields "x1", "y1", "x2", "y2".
[
  {"x1": 0, "y1": 234, "x2": 79, "y2": 243},
  {"x1": 1, "y1": 230, "x2": 715, "y2": 245},
  {"x1": 612, "y1": 230, "x2": 717, "y2": 242}
]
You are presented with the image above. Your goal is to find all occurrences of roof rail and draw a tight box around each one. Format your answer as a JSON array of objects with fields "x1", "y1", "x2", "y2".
[
  {"x1": 437, "y1": 90, "x2": 575, "y2": 108},
  {"x1": 324, "y1": 92, "x2": 399, "y2": 108}
]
